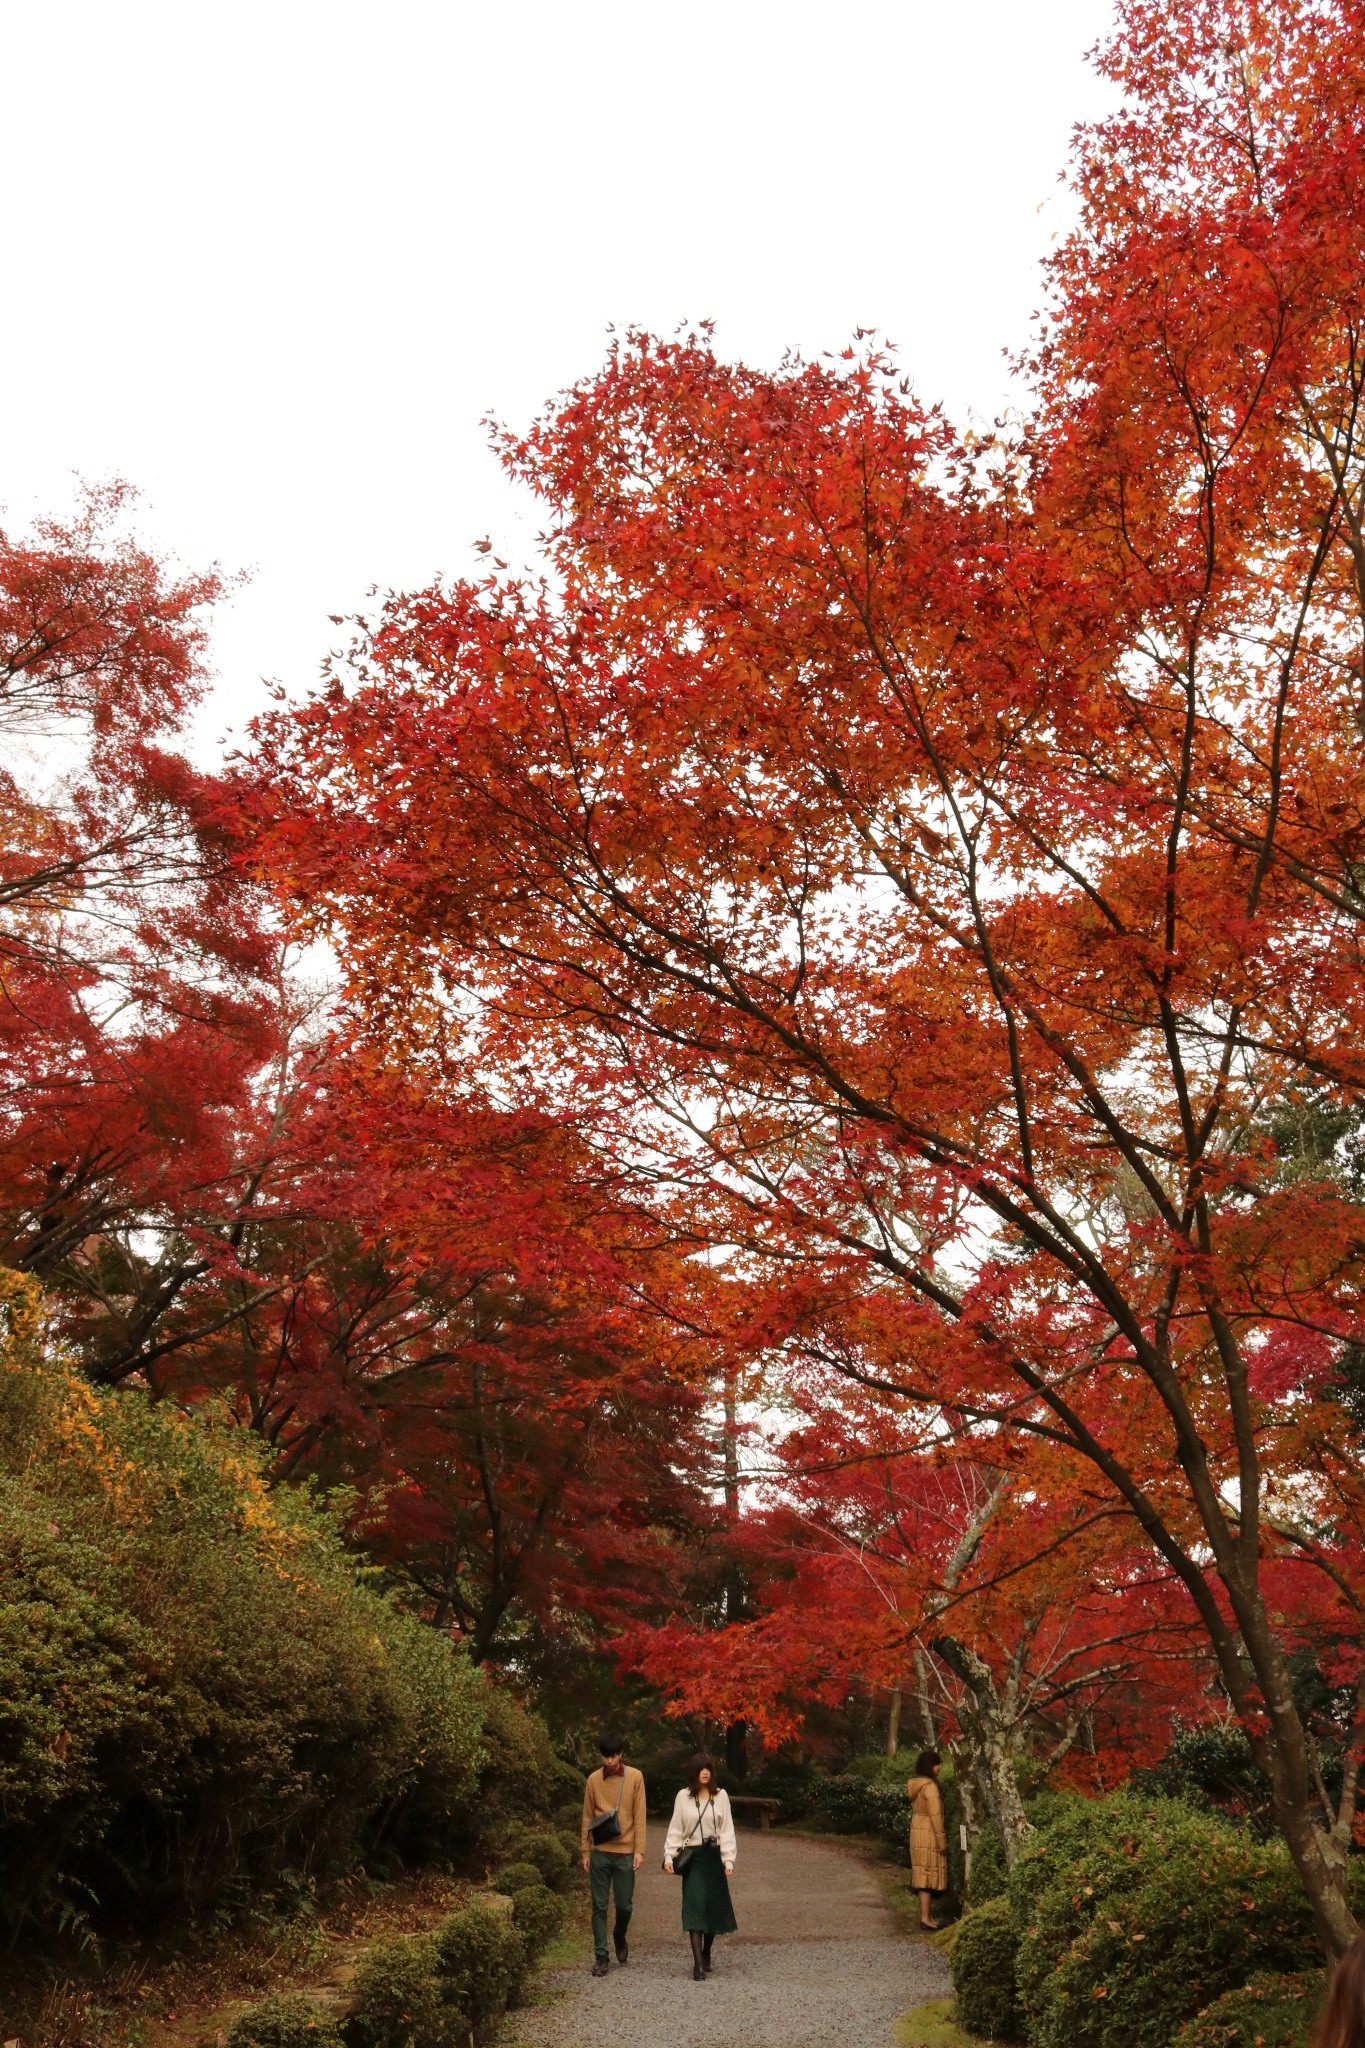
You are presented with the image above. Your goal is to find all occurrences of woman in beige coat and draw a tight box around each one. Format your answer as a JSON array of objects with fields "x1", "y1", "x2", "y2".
[{"x1": 906, "y1": 1749, "x2": 948, "y2": 1930}]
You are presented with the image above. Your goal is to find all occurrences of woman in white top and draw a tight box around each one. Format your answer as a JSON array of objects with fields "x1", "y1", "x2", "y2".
[{"x1": 663, "y1": 1751, "x2": 738, "y2": 1979}]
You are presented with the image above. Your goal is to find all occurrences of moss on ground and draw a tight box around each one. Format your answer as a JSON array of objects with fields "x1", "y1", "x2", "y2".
[{"x1": 896, "y1": 1995, "x2": 1008, "y2": 2048}]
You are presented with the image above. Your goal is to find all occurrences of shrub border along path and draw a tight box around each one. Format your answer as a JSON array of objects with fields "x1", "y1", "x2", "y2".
[{"x1": 77, "y1": 1876, "x2": 480, "y2": 2048}]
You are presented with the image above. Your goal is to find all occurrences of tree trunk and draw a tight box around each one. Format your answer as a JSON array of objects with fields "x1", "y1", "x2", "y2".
[
  {"x1": 1201, "y1": 1555, "x2": 1358, "y2": 1959},
  {"x1": 886, "y1": 1687, "x2": 902, "y2": 1758},
  {"x1": 726, "y1": 1718, "x2": 749, "y2": 1777},
  {"x1": 912, "y1": 1646, "x2": 937, "y2": 1748},
  {"x1": 930, "y1": 1633, "x2": 1034, "y2": 1866},
  {"x1": 954, "y1": 1758, "x2": 983, "y2": 1902}
]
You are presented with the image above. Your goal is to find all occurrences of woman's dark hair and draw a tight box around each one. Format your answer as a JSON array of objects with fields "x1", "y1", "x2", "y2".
[
  {"x1": 686, "y1": 1751, "x2": 718, "y2": 1796},
  {"x1": 914, "y1": 1749, "x2": 941, "y2": 1777},
  {"x1": 1315, "y1": 1931, "x2": 1365, "y2": 2048},
  {"x1": 598, "y1": 1729, "x2": 625, "y2": 1757}
]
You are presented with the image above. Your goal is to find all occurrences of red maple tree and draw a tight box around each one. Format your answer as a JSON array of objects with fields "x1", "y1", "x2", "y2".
[{"x1": 249, "y1": 0, "x2": 1365, "y2": 1951}]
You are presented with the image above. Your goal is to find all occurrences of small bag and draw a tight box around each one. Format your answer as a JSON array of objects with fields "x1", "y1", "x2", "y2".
[
  {"x1": 587, "y1": 1770, "x2": 626, "y2": 1844},
  {"x1": 668, "y1": 1798, "x2": 711, "y2": 1876}
]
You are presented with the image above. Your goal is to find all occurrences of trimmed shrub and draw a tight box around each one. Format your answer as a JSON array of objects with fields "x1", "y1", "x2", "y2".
[
  {"x1": 0, "y1": 1283, "x2": 489, "y2": 1945},
  {"x1": 348, "y1": 1935, "x2": 445, "y2": 2048},
  {"x1": 463, "y1": 1686, "x2": 558, "y2": 1851},
  {"x1": 555, "y1": 1822, "x2": 583, "y2": 1869},
  {"x1": 1011, "y1": 1795, "x2": 1317, "y2": 2048},
  {"x1": 510, "y1": 1827, "x2": 572, "y2": 1889},
  {"x1": 1139, "y1": 1723, "x2": 1278, "y2": 1839},
  {"x1": 1175, "y1": 1971, "x2": 1325, "y2": 2048},
  {"x1": 549, "y1": 1756, "x2": 587, "y2": 1807},
  {"x1": 951, "y1": 1896, "x2": 1021, "y2": 2041},
  {"x1": 433, "y1": 1901, "x2": 526, "y2": 2035},
  {"x1": 1022, "y1": 1785, "x2": 1086, "y2": 1834},
  {"x1": 227, "y1": 1994, "x2": 345, "y2": 2048},
  {"x1": 509, "y1": 1879, "x2": 567, "y2": 1958},
  {"x1": 492, "y1": 1860, "x2": 544, "y2": 1896},
  {"x1": 810, "y1": 1773, "x2": 910, "y2": 1841},
  {"x1": 816, "y1": 1755, "x2": 963, "y2": 1906},
  {"x1": 967, "y1": 1821, "x2": 1007, "y2": 1906}
]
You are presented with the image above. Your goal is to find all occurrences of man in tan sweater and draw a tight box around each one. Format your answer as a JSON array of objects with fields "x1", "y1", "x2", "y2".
[{"x1": 580, "y1": 1729, "x2": 647, "y2": 1975}]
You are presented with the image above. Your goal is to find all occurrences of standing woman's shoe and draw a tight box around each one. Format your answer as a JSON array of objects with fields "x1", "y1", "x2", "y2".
[
  {"x1": 702, "y1": 1934, "x2": 714, "y2": 1976},
  {"x1": 689, "y1": 1929, "x2": 706, "y2": 1980}
]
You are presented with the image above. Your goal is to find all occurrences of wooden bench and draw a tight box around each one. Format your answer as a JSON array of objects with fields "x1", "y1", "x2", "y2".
[{"x1": 729, "y1": 1795, "x2": 782, "y2": 1830}]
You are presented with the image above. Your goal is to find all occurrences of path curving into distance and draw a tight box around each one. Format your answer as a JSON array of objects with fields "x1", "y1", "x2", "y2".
[{"x1": 511, "y1": 1831, "x2": 951, "y2": 2048}]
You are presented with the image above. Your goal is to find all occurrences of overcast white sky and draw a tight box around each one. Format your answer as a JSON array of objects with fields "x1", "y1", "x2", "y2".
[{"x1": 2, "y1": 0, "x2": 1115, "y2": 756}]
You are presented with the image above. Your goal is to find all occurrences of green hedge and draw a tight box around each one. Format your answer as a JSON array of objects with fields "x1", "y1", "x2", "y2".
[
  {"x1": 742, "y1": 1757, "x2": 819, "y2": 1817},
  {"x1": 348, "y1": 1934, "x2": 446, "y2": 2048},
  {"x1": 462, "y1": 1684, "x2": 559, "y2": 1854},
  {"x1": 433, "y1": 1901, "x2": 526, "y2": 2037},
  {"x1": 1010, "y1": 1796, "x2": 1315, "y2": 2048},
  {"x1": 1174, "y1": 1971, "x2": 1325, "y2": 2048},
  {"x1": 509, "y1": 1879, "x2": 566, "y2": 1956},
  {"x1": 812, "y1": 1754, "x2": 964, "y2": 1905},
  {"x1": 947, "y1": 1789, "x2": 1338, "y2": 2048},
  {"x1": 967, "y1": 1821, "x2": 1007, "y2": 1906},
  {"x1": 508, "y1": 1826, "x2": 572, "y2": 1889},
  {"x1": 0, "y1": 1276, "x2": 557, "y2": 1953},
  {"x1": 342, "y1": 1902, "x2": 529, "y2": 2048},
  {"x1": 951, "y1": 1896, "x2": 1021, "y2": 2040},
  {"x1": 226, "y1": 1993, "x2": 344, "y2": 2048},
  {"x1": 809, "y1": 1771, "x2": 910, "y2": 1839}
]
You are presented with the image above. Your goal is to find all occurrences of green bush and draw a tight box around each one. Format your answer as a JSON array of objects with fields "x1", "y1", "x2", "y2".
[
  {"x1": 849, "y1": 1751, "x2": 915, "y2": 1785},
  {"x1": 492, "y1": 1860, "x2": 544, "y2": 1895},
  {"x1": 1011, "y1": 1795, "x2": 1317, "y2": 2048},
  {"x1": 742, "y1": 1756, "x2": 818, "y2": 1817},
  {"x1": 951, "y1": 1896, "x2": 1021, "y2": 2040},
  {"x1": 555, "y1": 1821, "x2": 583, "y2": 1869},
  {"x1": 810, "y1": 1773, "x2": 910, "y2": 1840},
  {"x1": 0, "y1": 1288, "x2": 490, "y2": 1946},
  {"x1": 509, "y1": 1826, "x2": 571, "y2": 1888},
  {"x1": 967, "y1": 1821, "x2": 1007, "y2": 1906},
  {"x1": 462, "y1": 1686, "x2": 558, "y2": 1852},
  {"x1": 814, "y1": 1755, "x2": 963, "y2": 1905},
  {"x1": 1138, "y1": 1723, "x2": 1277, "y2": 1838},
  {"x1": 227, "y1": 1993, "x2": 345, "y2": 2048},
  {"x1": 966, "y1": 1785, "x2": 1085, "y2": 1908},
  {"x1": 549, "y1": 1755, "x2": 587, "y2": 1807},
  {"x1": 1175, "y1": 1971, "x2": 1325, "y2": 2047},
  {"x1": 348, "y1": 1935, "x2": 445, "y2": 2048},
  {"x1": 509, "y1": 1878, "x2": 567, "y2": 1958},
  {"x1": 1021, "y1": 1785, "x2": 1086, "y2": 1834},
  {"x1": 433, "y1": 1901, "x2": 526, "y2": 2035}
]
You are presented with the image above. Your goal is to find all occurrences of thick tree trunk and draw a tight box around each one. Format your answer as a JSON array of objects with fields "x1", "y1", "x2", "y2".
[
  {"x1": 726, "y1": 1718, "x2": 749, "y2": 1776},
  {"x1": 1202, "y1": 1555, "x2": 1358, "y2": 1960},
  {"x1": 930, "y1": 1633, "x2": 1034, "y2": 1867}
]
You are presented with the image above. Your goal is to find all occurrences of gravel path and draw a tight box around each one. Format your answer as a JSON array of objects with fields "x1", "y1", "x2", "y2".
[{"x1": 510, "y1": 1832, "x2": 950, "y2": 2048}]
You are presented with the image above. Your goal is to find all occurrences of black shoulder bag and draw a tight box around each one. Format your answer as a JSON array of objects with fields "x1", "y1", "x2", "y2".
[
  {"x1": 669, "y1": 1796, "x2": 713, "y2": 1876},
  {"x1": 587, "y1": 1770, "x2": 626, "y2": 1845}
]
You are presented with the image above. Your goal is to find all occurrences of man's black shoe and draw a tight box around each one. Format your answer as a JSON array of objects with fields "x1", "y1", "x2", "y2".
[
  {"x1": 592, "y1": 1957, "x2": 610, "y2": 1977},
  {"x1": 614, "y1": 1937, "x2": 629, "y2": 1965}
]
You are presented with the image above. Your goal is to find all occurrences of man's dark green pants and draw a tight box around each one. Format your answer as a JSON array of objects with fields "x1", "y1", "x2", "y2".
[{"x1": 589, "y1": 1846, "x2": 635, "y2": 1959}]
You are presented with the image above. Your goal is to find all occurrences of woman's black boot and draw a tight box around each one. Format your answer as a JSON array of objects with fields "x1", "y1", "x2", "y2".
[
  {"x1": 690, "y1": 1930, "x2": 706, "y2": 1981},
  {"x1": 701, "y1": 1934, "x2": 714, "y2": 1976}
]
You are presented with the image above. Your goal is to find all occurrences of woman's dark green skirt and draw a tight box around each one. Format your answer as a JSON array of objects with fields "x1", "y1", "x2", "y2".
[{"x1": 681, "y1": 1841, "x2": 738, "y2": 1934}]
